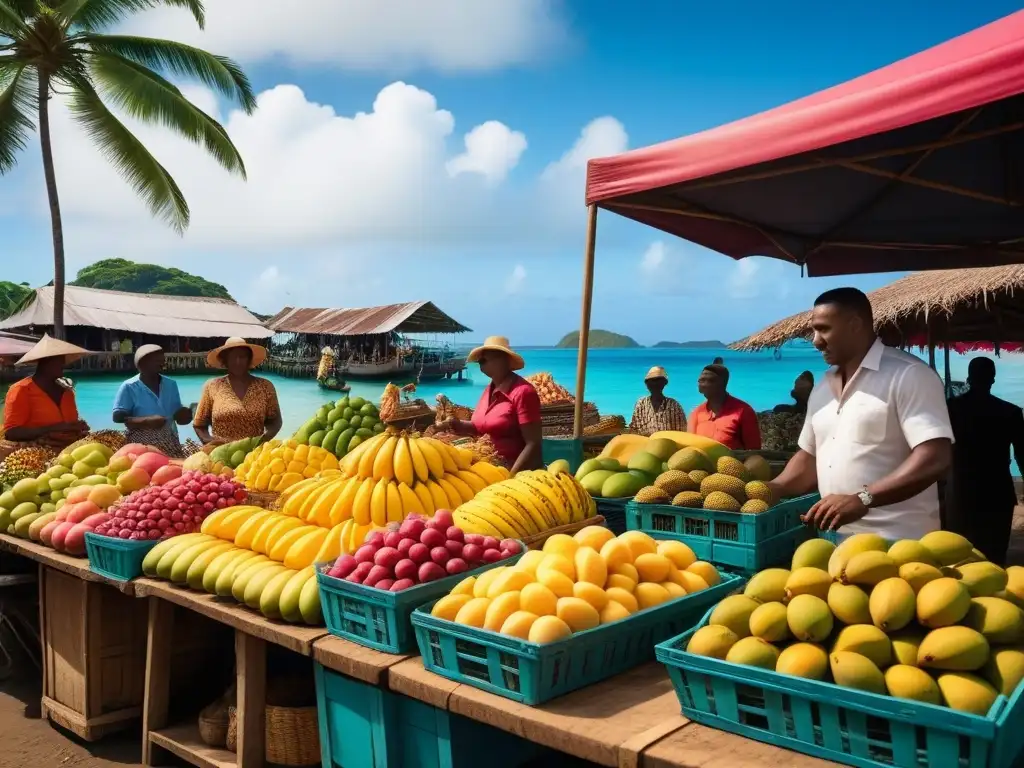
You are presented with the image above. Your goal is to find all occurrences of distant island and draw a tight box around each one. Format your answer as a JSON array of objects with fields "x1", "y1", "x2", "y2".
[
  {"x1": 652, "y1": 340, "x2": 726, "y2": 349},
  {"x1": 556, "y1": 330, "x2": 640, "y2": 349}
]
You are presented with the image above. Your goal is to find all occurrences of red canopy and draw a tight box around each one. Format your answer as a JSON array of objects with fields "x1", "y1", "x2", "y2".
[
  {"x1": 0, "y1": 332, "x2": 38, "y2": 360},
  {"x1": 586, "y1": 11, "x2": 1024, "y2": 276}
]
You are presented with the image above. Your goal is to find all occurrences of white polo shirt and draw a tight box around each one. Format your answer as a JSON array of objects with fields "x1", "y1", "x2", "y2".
[{"x1": 799, "y1": 338, "x2": 953, "y2": 540}]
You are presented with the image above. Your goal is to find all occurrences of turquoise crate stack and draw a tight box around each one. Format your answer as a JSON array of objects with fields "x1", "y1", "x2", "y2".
[
  {"x1": 84, "y1": 531, "x2": 156, "y2": 581},
  {"x1": 655, "y1": 606, "x2": 1024, "y2": 768},
  {"x1": 592, "y1": 496, "x2": 629, "y2": 534},
  {"x1": 625, "y1": 493, "x2": 820, "y2": 572},
  {"x1": 409, "y1": 571, "x2": 744, "y2": 705},
  {"x1": 316, "y1": 545, "x2": 524, "y2": 653}
]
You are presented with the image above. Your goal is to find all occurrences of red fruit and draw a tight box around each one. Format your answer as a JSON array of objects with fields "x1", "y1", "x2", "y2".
[
  {"x1": 159, "y1": 489, "x2": 172, "y2": 500},
  {"x1": 384, "y1": 531, "x2": 403, "y2": 549},
  {"x1": 408, "y1": 542, "x2": 430, "y2": 565},
  {"x1": 482, "y1": 548, "x2": 502, "y2": 563},
  {"x1": 444, "y1": 540, "x2": 464, "y2": 557},
  {"x1": 207, "y1": 493, "x2": 220, "y2": 505},
  {"x1": 173, "y1": 522, "x2": 185, "y2": 531},
  {"x1": 500, "y1": 539, "x2": 522, "y2": 554},
  {"x1": 394, "y1": 559, "x2": 418, "y2": 581},
  {"x1": 182, "y1": 514, "x2": 193, "y2": 524},
  {"x1": 171, "y1": 511, "x2": 183, "y2": 523},
  {"x1": 157, "y1": 518, "x2": 171, "y2": 530},
  {"x1": 354, "y1": 545, "x2": 376, "y2": 565},
  {"x1": 430, "y1": 546, "x2": 450, "y2": 566},
  {"x1": 482, "y1": 536, "x2": 499, "y2": 551},
  {"x1": 225, "y1": 498, "x2": 237, "y2": 507},
  {"x1": 172, "y1": 486, "x2": 187, "y2": 498},
  {"x1": 219, "y1": 482, "x2": 235, "y2": 495},
  {"x1": 197, "y1": 492, "x2": 209, "y2": 504},
  {"x1": 376, "y1": 579, "x2": 395, "y2": 591},
  {"x1": 445, "y1": 526, "x2": 464, "y2": 543},
  {"x1": 215, "y1": 498, "x2": 228, "y2": 509},
  {"x1": 233, "y1": 489, "x2": 247, "y2": 502},
  {"x1": 446, "y1": 558, "x2": 468, "y2": 575},
  {"x1": 420, "y1": 528, "x2": 445, "y2": 549},
  {"x1": 390, "y1": 579, "x2": 415, "y2": 591},
  {"x1": 464, "y1": 533, "x2": 485, "y2": 546},
  {"x1": 432, "y1": 510, "x2": 454, "y2": 529},
  {"x1": 148, "y1": 529, "x2": 161, "y2": 540},
  {"x1": 183, "y1": 492, "x2": 197, "y2": 504},
  {"x1": 364, "y1": 565, "x2": 390, "y2": 588},
  {"x1": 147, "y1": 510, "x2": 162, "y2": 521},
  {"x1": 462, "y1": 543, "x2": 483, "y2": 563},
  {"x1": 119, "y1": 529, "x2": 132, "y2": 539},
  {"x1": 418, "y1": 562, "x2": 446, "y2": 583},
  {"x1": 397, "y1": 538, "x2": 415, "y2": 555},
  {"x1": 365, "y1": 530, "x2": 386, "y2": 548},
  {"x1": 202, "y1": 501, "x2": 214, "y2": 512},
  {"x1": 399, "y1": 518, "x2": 426, "y2": 540},
  {"x1": 122, "y1": 519, "x2": 136, "y2": 530},
  {"x1": 129, "y1": 532, "x2": 144, "y2": 541},
  {"x1": 177, "y1": 501, "x2": 189, "y2": 512},
  {"x1": 332, "y1": 554, "x2": 357, "y2": 578},
  {"x1": 345, "y1": 573, "x2": 362, "y2": 583},
  {"x1": 374, "y1": 547, "x2": 401, "y2": 571},
  {"x1": 353, "y1": 561, "x2": 374, "y2": 581},
  {"x1": 140, "y1": 502, "x2": 153, "y2": 514}
]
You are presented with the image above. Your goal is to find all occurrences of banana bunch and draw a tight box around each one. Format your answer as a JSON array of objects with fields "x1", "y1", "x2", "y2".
[
  {"x1": 140, "y1": 530, "x2": 323, "y2": 624},
  {"x1": 200, "y1": 506, "x2": 344, "y2": 568},
  {"x1": 453, "y1": 470, "x2": 596, "y2": 540},
  {"x1": 277, "y1": 431, "x2": 509, "y2": 529},
  {"x1": 235, "y1": 439, "x2": 340, "y2": 493}
]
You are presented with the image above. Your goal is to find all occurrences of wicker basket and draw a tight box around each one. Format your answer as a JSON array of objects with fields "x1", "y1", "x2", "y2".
[
  {"x1": 246, "y1": 490, "x2": 280, "y2": 509},
  {"x1": 226, "y1": 704, "x2": 320, "y2": 766},
  {"x1": 198, "y1": 702, "x2": 229, "y2": 748},
  {"x1": 523, "y1": 515, "x2": 606, "y2": 550},
  {"x1": 383, "y1": 398, "x2": 434, "y2": 425}
]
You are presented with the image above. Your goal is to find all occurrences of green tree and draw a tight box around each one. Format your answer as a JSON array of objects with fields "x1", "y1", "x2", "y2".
[
  {"x1": 0, "y1": 0, "x2": 255, "y2": 338},
  {"x1": 72, "y1": 257, "x2": 232, "y2": 299}
]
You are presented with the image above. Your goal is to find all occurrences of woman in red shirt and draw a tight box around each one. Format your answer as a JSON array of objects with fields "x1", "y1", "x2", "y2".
[
  {"x1": 688, "y1": 364, "x2": 761, "y2": 450},
  {"x1": 440, "y1": 336, "x2": 542, "y2": 474}
]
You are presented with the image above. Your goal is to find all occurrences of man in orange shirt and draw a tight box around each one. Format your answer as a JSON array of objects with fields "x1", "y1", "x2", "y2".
[{"x1": 688, "y1": 364, "x2": 761, "y2": 450}]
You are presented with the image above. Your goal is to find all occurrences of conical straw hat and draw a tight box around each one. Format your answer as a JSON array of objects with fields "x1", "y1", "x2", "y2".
[{"x1": 16, "y1": 334, "x2": 91, "y2": 366}]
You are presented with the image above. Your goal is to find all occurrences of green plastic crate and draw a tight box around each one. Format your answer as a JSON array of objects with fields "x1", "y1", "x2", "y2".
[
  {"x1": 656, "y1": 607, "x2": 1024, "y2": 768},
  {"x1": 317, "y1": 544, "x2": 524, "y2": 654},
  {"x1": 593, "y1": 497, "x2": 629, "y2": 534},
  {"x1": 315, "y1": 663, "x2": 546, "y2": 767},
  {"x1": 411, "y1": 571, "x2": 744, "y2": 705},
  {"x1": 85, "y1": 532, "x2": 157, "y2": 582},
  {"x1": 541, "y1": 438, "x2": 583, "y2": 473}
]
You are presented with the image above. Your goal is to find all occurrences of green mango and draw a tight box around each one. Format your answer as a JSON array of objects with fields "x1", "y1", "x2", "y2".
[
  {"x1": 342, "y1": 407, "x2": 355, "y2": 420},
  {"x1": 355, "y1": 428, "x2": 373, "y2": 439},
  {"x1": 326, "y1": 406, "x2": 344, "y2": 424},
  {"x1": 316, "y1": 406, "x2": 331, "y2": 425},
  {"x1": 335, "y1": 397, "x2": 350, "y2": 409},
  {"x1": 308, "y1": 430, "x2": 326, "y2": 447},
  {"x1": 335, "y1": 430, "x2": 354, "y2": 458},
  {"x1": 361, "y1": 416, "x2": 378, "y2": 430},
  {"x1": 348, "y1": 397, "x2": 366, "y2": 410},
  {"x1": 372, "y1": 423, "x2": 385, "y2": 434},
  {"x1": 349, "y1": 415, "x2": 362, "y2": 429},
  {"x1": 359, "y1": 403, "x2": 377, "y2": 416},
  {"x1": 330, "y1": 418, "x2": 350, "y2": 433},
  {"x1": 348, "y1": 435, "x2": 363, "y2": 452},
  {"x1": 322, "y1": 429, "x2": 341, "y2": 453}
]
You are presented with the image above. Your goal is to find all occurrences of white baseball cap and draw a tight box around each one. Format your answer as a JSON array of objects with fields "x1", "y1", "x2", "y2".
[{"x1": 134, "y1": 344, "x2": 163, "y2": 366}]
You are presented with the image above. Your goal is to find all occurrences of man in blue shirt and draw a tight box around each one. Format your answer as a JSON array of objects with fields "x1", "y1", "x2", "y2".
[{"x1": 112, "y1": 345, "x2": 193, "y2": 456}]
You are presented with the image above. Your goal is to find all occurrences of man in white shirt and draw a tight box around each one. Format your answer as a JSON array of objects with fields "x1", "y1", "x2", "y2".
[{"x1": 767, "y1": 288, "x2": 953, "y2": 539}]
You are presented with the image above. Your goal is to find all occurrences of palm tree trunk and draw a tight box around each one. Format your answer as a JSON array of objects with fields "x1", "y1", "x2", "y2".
[{"x1": 37, "y1": 72, "x2": 66, "y2": 340}]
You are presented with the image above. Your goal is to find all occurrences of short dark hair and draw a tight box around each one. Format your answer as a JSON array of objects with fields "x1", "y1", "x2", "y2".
[
  {"x1": 814, "y1": 287, "x2": 873, "y2": 323},
  {"x1": 702, "y1": 363, "x2": 730, "y2": 387},
  {"x1": 968, "y1": 357, "x2": 996, "y2": 380}
]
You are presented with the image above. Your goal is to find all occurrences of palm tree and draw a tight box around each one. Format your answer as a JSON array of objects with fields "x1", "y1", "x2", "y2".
[{"x1": 0, "y1": 0, "x2": 255, "y2": 338}]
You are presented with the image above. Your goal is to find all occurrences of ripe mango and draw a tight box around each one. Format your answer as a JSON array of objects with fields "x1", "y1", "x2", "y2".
[
  {"x1": 514, "y1": 551, "x2": 545, "y2": 576},
  {"x1": 573, "y1": 582, "x2": 608, "y2": 611},
  {"x1": 484, "y1": 592, "x2": 522, "y2": 632},
  {"x1": 828, "y1": 533, "x2": 887, "y2": 580},
  {"x1": 743, "y1": 568, "x2": 790, "y2": 604},
  {"x1": 869, "y1": 577, "x2": 916, "y2": 632},
  {"x1": 473, "y1": 568, "x2": 506, "y2": 598},
  {"x1": 537, "y1": 553, "x2": 575, "y2": 581},
  {"x1": 830, "y1": 651, "x2": 886, "y2": 694},
  {"x1": 776, "y1": 643, "x2": 828, "y2": 680},
  {"x1": 556, "y1": 597, "x2": 600, "y2": 633},
  {"x1": 618, "y1": 530, "x2": 658, "y2": 559},
  {"x1": 710, "y1": 595, "x2": 760, "y2": 639},
  {"x1": 956, "y1": 562, "x2": 1009, "y2": 598},
  {"x1": 785, "y1": 568, "x2": 832, "y2": 602},
  {"x1": 687, "y1": 561, "x2": 720, "y2": 587},
  {"x1": 451, "y1": 576, "x2": 477, "y2": 597},
  {"x1": 1004, "y1": 566, "x2": 1024, "y2": 607},
  {"x1": 916, "y1": 578, "x2": 971, "y2": 628},
  {"x1": 574, "y1": 547, "x2": 608, "y2": 587},
  {"x1": 487, "y1": 569, "x2": 534, "y2": 599},
  {"x1": 841, "y1": 551, "x2": 898, "y2": 587},
  {"x1": 899, "y1": 562, "x2": 944, "y2": 594},
  {"x1": 537, "y1": 569, "x2": 574, "y2": 599},
  {"x1": 725, "y1": 636, "x2": 779, "y2": 670},
  {"x1": 936, "y1": 672, "x2": 998, "y2": 715},
  {"x1": 886, "y1": 539, "x2": 938, "y2": 568},
  {"x1": 687, "y1": 625, "x2": 739, "y2": 659},
  {"x1": 918, "y1": 626, "x2": 990, "y2": 671},
  {"x1": 634, "y1": 553, "x2": 672, "y2": 583},
  {"x1": 963, "y1": 597, "x2": 1024, "y2": 644},
  {"x1": 884, "y1": 665, "x2": 941, "y2": 704},
  {"x1": 982, "y1": 647, "x2": 1024, "y2": 696},
  {"x1": 889, "y1": 629, "x2": 926, "y2": 667},
  {"x1": 787, "y1": 594, "x2": 833, "y2": 642},
  {"x1": 657, "y1": 540, "x2": 697, "y2": 570},
  {"x1": 791, "y1": 538, "x2": 835, "y2": 572},
  {"x1": 749, "y1": 602, "x2": 790, "y2": 642},
  {"x1": 606, "y1": 574, "x2": 637, "y2": 592},
  {"x1": 605, "y1": 587, "x2": 638, "y2": 613},
  {"x1": 920, "y1": 531, "x2": 974, "y2": 566},
  {"x1": 528, "y1": 615, "x2": 572, "y2": 643},
  {"x1": 500, "y1": 611, "x2": 539, "y2": 639},
  {"x1": 454, "y1": 597, "x2": 491, "y2": 628},
  {"x1": 599, "y1": 600, "x2": 632, "y2": 624},
  {"x1": 832, "y1": 624, "x2": 892, "y2": 669},
  {"x1": 520, "y1": 583, "x2": 558, "y2": 616},
  {"x1": 673, "y1": 570, "x2": 709, "y2": 593},
  {"x1": 827, "y1": 583, "x2": 871, "y2": 625},
  {"x1": 636, "y1": 582, "x2": 672, "y2": 610}
]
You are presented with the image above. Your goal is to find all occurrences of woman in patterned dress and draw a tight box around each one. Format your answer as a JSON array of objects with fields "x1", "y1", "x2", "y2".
[{"x1": 193, "y1": 338, "x2": 283, "y2": 446}]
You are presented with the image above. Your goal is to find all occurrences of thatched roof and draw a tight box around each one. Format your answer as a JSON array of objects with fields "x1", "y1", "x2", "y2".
[{"x1": 732, "y1": 265, "x2": 1024, "y2": 351}]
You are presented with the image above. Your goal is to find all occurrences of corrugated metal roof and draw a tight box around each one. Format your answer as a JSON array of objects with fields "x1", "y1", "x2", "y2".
[
  {"x1": 0, "y1": 286, "x2": 273, "y2": 339},
  {"x1": 0, "y1": 331, "x2": 38, "y2": 358},
  {"x1": 266, "y1": 301, "x2": 470, "y2": 336}
]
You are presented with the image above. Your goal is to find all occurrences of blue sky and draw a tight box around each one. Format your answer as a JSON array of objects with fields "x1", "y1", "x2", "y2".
[{"x1": 2, "y1": 0, "x2": 1020, "y2": 346}]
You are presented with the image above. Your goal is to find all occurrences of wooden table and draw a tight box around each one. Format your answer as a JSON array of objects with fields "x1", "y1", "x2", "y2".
[
  {"x1": 312, "y1": 634, "x2": 412, "y2": 686},
  {"x1": 133, "y1": 578, "x2": 329, "y2": 768},
  {"x1": 0, "y1": 533, "x2": 136, "y2": 595},
  {"x1": 638, "y1": 722, "x2": 838, "y2": 768}
]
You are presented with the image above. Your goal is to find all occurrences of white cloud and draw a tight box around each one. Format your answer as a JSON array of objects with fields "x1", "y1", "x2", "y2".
[
  {"x1": 542, "y1": 116, "x2": 628, "y2": 184},
  {"x1": 121, "y1": 0, "x2": 568, "y2": 73},
  {"x1": 505, "y1": 264, "x2": 527, "y2": 294},
  {"x1": 640, "y1": 242, "x2": 665, "y2": 273},
  {"x1": 446, "y1": 121, "x2": 527, "y2": 185},
  {"x1": 727, "y1": 257, "x2": 791, "y2": 300}
]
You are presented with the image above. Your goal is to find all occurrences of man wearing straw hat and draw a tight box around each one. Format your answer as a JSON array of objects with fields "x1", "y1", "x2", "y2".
[
  {"x1": 1, "y1": 335, "x2": 90, "y2": 459},
  {"x1": 629, "y1": 366, "x2": 687, "y2": 437}
]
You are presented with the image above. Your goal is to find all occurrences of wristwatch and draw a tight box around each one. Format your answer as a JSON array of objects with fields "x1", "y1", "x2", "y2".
[{"x1": 857, "y1": 487, "x2": 874, "y2": 508}]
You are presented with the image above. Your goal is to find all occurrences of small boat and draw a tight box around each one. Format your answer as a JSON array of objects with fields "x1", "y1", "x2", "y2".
[{"x1": 318, "y1": 375, "x2": 351, "y2": 393}]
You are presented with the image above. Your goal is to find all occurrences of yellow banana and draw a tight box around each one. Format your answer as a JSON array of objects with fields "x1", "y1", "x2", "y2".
[
  {"x1": 411, "y1": 482, "x2": 435, "y2": 515},
  {"x1": 444, "y1": 474, "x2": 475, "y2": 504},
  {"x1": 504, "y1": 479, "x2": 559, "y2": 528},
  {"x1": 483, "y1": 487, "x2": 547, "y2": 532},
  {"x1": 469, "y1": 462, "x2": 504, "y2": 486},
  {"x1": 199, "y1": 507, "x2": 235, "y2": 537},
  {"x1": 370, "y1": 479, "x2": 388, "y2": 526},
  {"x1": 350, "y1": 523, "x2": 375, "y2": 553},
  {"x1": 342, "y1": 433, "x2": 379, "y2": 476},
  {"x1": 435, "y1": 477, "x2": 463, "y2": 510},
  {"x1": 280, "y1": 567, "x2": 315, "y2": 623},
  {"x1": 372, "y1": 436, "x2": 398, "y2": 481},
  {"x1": 393, "y1": 437, "x2": 415, "y2": 486},
  {"x1": 337, "y1": 519, "x2": 354, "y2": 554},
  {"x1": 352, "y1": 476, "x2": 375, "y2": 526},
  {"x1": 299, "y1": 480, "x2": 335, "y2": 522},
  {"x1": 453, "y1": 509, "x2": 503, "y2": 539},
  {"x1": 233, "y1": 509, "x2": 276, "y2": 549},
  {"x1": 186, "y1": 543, "x2": 240, "y2": 590},
  {"x1": 203, "y1": 548, "x2": 259, "y2": 594},
  {"x1": 485, "y1": 494, "x2": 540, "y2": 534},
  {"x1": 460, "y1": 500, "x2": 524, "y2": 538},
  {"x1": 284, "y1": 527, "x2": 330, "y2": 570},
  {"x1": 358, "y1": 434, "x2": 384, "y2": 478},
  {"x1": 425, "y1": 438, "x2": 459, "y2": 474},
  {"x1": 314, "y1": 524, "x2": 344, "y2": 563},
  {"x1": 554, "y1": 473, "x2": 591, "y2": 521},
  {"x1": 407, "y1": 439, "x2": 430, "y2": 483},
  {"x1": 309, "y1": 480, "x2": 344, "y2": 527},
  {"x1": 397, "y1": 483, "x2": 425, "y2": 516},
  {"x1": 217, "y1": 554, "x2": 268, "y2": 597},
  {"x1": 385, "y1": 481, "x2": 404, "y2": 523},
  {"x1": 214, "y1": 506, "x2": 263, "y2": 541},
  {"x1": 456, "y1": 470, "x2": 487, "y2": 494},
  {"x1": 254, "y1": 515, "x2": 300, "y2": 554},
  {"x1": 453, "y1": 447, "x2": 473, "y2": 471},
  {"x1": 425, "y1": 480, "x2": 449, "y2": 511},
  {"x1": 280, "y1": 478, "x2": 321, "y2": 516},
  {"x1": 269, "y1": 524, "x2": 318, "y2": 562},
  {"x1": 416, "y1": 439, "x2": 446, "y2": 480},
  {"x1": 328, "y1": 477, "x2": 360, "y2": 526},
  {"x1": 513, "y1": 474, "x2": 569, "y2": 526},
  {"x1": 522, "y1": 471, "x2": 574, "y2": 517}
]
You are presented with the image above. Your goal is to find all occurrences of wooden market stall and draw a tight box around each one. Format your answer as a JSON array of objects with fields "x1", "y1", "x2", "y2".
[{"x1": 571, "y1": 9, "x2": 1024, "y2": 437}]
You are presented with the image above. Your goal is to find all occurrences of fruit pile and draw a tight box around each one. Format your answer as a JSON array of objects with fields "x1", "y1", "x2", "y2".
[
  {"x1": 0, "y1": 446, "x2": 56, "y2": 487},
  {"x1": 208, "y1": 437, "x2": 262, "y2": 470},
  {"x1": 326, "y1": 509, "x2": 521, "y2": 591},
  {"x1": 452, "y1": 469, "x2": 595, "y2": 539},
  {"x1": 687, "y1": 531, "x2": 1024, "y2": 715},
  {"x1": 92, "y1": 471, "x2": 247, "y2": 542},
  {"x1": 201, "y1": 506, "x2": 344, "y2": 569},
  {"x1": 524, "y1": 373, "x2": 574, "y2": 406},
  {"x1": 430, "y1": 527, "x2": 722, "y2": 643},
  {"x1": 235, "y1": 439, "x2": 340, "y2": 493},
  {"x1": 29, "y1": 485, "x2": 124, "y2": 555},
  {"x1": 293, "y1": 395, "x2": 384, "y2": 459},
  {"x1": 64, "y1": 430, "x2": 126, "y2": 454},
  {"x1": 140, "y1": 532, "x2": 323, "y2": 624}
]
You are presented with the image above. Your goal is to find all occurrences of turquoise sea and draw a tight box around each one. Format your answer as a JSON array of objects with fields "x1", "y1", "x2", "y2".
[{"x1": 56, "y1": 346, "x2": 1024, "y2": 438}]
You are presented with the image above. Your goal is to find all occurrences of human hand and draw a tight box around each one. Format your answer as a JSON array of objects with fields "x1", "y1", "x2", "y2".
[
  {"x1": 435, "y1": 418, "x2": 455, "y2": 432},
  {"x1": 802, "y1": 494, "x2": 869, "y2": 531}
]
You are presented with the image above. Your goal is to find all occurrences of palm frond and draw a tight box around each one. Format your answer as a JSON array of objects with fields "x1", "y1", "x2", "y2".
[
  {"x1": 88, "y1": 51, "x2": 244, "y2": 177},
  {"x1": 67, "y1": 77, "x2": 189, "y2": 231},
  {"x1": 0, "y1": 0, "x2": 31, "y2": 37},
  {"x1": 83, "y1": 34, "x2": 254, "y2": 112},
  {"x1": 0, "y1": 63, "x2": 35, "y2": 173},
  {"x1": 60, "y1": 0, "x2": 204, "y2": 31}
]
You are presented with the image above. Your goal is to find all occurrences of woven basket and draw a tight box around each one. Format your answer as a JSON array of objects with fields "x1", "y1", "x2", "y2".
[
  {"x1": 226, "y1": 704, "x2": 320, "y2": 766},
  {"x1": 383, "y1": 399, "x2": 434, "y2": 425},
  {"x1": 523, "y1": 515, "x2": 605, "y2": 550},
  {"x1": 198, "y1": 707, "x2": 229, "y2": 748},
  {"x1": 226, "y1": 706, "x2": 236, "y2": 752},
  {"x1": 246, "y1": 490, "x2": 280, "y2": 509}
]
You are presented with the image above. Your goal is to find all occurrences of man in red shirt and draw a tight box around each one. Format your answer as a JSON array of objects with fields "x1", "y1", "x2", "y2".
[{"x1": 688, "y1": 364, "x2": 761, "y2": 450}]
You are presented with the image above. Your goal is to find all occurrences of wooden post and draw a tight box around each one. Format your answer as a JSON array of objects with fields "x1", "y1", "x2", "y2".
[
  {"x1": 141, "y1": 599, "x2": 173, "y2": 767},
  {"x1": 573, "y1": 205, "x2": 599, "y2": 439},
  {"x1": 235, "y1": 630, "x2": 266, "y2": 768},
  {"x1": 927, "y1": 320, "x2": 936, "y2": 371},
  {"x1": 943, "y1": 342, "x2": 952, "y2": 398}
]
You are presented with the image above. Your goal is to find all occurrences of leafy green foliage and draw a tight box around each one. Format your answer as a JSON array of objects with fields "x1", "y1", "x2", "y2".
[
  {"x1": 556, "y1": 330, "x2": 641, "y2": 349},
  {"x1": 72, "y1": 258, "x2": 233, "y2": 300},
  {"x1": 0, "y1": 281, "x2": 31, "y2": 319}
]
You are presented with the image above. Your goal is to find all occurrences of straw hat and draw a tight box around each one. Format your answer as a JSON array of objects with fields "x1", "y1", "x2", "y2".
[
  {"x1": 467, "y1": 336, "x2": 525, "y2": 371},
  {"x1": 644, "y1": 366, "x2": 668, "y2": 382},
  {"x1": 134, "y1": 344, "x2": 163, "y2": 367},
  {"x1": 207, "y1": 338, "x2": 268, "y2": 369},
  {"x1": 16, "y1": 334, "x2": 90, "y2": 366}
]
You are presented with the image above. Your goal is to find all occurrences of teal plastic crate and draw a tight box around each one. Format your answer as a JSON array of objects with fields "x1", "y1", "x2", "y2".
[
  {"x1": 541, "y1": 438, "x2": 583, "y2": 473},
  {"x1": 593, "y1": 496, "x2": 629, "y2": 534},
  {"x1": 315, "y1": 663, "x2": 546, "y2": 767},
  {"x1": 656, "y1": 607, "x2": 1024, "y2": 768},
  {"x1": 316, "y1": 544, "x2": 524, "y2": 654},
  {"x1": 85, "y1": 532, "x2": 157, "y2": 581},
  {"x1": 410, "y1": 570, "x2": 744, "y2": 705}
]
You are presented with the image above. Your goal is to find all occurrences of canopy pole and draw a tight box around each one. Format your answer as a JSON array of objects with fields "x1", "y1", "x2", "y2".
[
  {"x1": 573, "y1": 205, "x2": 599, "y2": 439},
  {"x1": 927, "y1": 320, "x2": 936, "y2": 371},
  {"x1": 943, "y1": 343, "x2": 952, "y2": 398}
]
